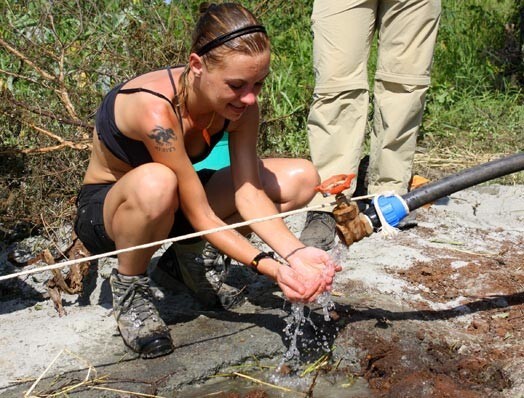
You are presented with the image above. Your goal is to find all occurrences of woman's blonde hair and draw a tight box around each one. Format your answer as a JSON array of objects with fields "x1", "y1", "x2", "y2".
[{"x1": 178, "y1": 2, "x2": 269, "y2": 111}]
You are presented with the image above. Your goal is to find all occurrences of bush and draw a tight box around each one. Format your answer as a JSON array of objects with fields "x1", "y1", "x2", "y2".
[{"x1": 0, "y1": 0, "x2": 522, "y2": 235}]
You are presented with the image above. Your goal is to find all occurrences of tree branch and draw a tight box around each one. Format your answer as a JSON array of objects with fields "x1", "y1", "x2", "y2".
[
  {"x1": 28, "y1": 123, "x2": 91, "y2": 151},
  {"x1": 0, "y1": 68, "x2": 46, "y2": 87},
  {"x1": 0, "y1": 38, "x2": 55, "y2": 81},
  {"x1": 0, "y1": 122, "x2": 91, "y2": 155},
  {"x1": 10, "y1": 98, "x2": 93, "y2": 129}
]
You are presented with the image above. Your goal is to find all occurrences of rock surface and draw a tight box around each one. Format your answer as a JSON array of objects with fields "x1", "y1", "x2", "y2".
[{"x1": 0, "y1": 184, "x2": 523, "y2": 397}]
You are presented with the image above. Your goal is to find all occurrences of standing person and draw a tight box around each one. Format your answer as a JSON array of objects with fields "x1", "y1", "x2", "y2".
[
  {"x1": 300, "y1": 0, "x2": 441, "y2": 250},
  {"x1": 74, "y1": 2, "x2": 340, "y2": 359}
]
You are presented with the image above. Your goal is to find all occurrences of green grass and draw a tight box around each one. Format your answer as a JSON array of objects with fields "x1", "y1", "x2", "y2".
[
  {"x1": 421, "y1": 0, "x2": 523, "y2": 154},
  {"x1": 256, "y1": 0, "x2": 314, "y2": 156},
  {"x1": 424, "y1": 89, "x2": 523, "y2": 153}
]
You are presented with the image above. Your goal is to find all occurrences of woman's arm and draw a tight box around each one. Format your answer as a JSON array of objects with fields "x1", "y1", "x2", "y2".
[
  {"x1": 122, "y1": 95, "x2": 328, "y2": 301},
  {"x1": 227, "y1": 105, "x2": 309, "y2": 261},
  {"x1": 227, "y1": 104, "x2": 340, "y2": 293},
  {"x1": 128, "y1": 100, "x2": 259, "y2": 264}
]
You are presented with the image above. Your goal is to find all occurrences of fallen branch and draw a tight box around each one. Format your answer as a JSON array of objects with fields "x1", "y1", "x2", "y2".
[
  {"x1": 45, "y1": 236, "x2": 91, "y2": 317},
  {"x1": 24, "y1": 349, "x2": 64, "y2": 398},
  {"x1": 0, "y1": 122, "x2": 92, "y2": 155},
  {"x1": 12, "y1": 142, "x2": 92, "y2": 154}
]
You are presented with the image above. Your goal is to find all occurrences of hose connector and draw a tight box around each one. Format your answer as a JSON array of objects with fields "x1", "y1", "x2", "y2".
[{"x1": 372, "y1": 194, "x2": 409, "y2": 228}]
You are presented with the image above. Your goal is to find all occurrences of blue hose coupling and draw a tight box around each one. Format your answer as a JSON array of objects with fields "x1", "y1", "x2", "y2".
[{"x1": 372, "y1": 194, "x2": 409, "y2": 228}]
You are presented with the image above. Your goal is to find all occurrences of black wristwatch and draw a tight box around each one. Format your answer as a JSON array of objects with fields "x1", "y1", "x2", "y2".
[{"x1": 250, "y1": 251, "x2": 275, "y2": 274}]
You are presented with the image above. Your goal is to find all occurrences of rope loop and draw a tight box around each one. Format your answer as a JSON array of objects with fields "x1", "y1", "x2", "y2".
[{"x1": 372, "y1": 192, "x2": 401, "y2": 238}]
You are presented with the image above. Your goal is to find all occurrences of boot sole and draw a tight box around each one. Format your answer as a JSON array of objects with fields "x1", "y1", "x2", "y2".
[{"x1": 141, "y1": 337, "x2": 174, "y2": 359}]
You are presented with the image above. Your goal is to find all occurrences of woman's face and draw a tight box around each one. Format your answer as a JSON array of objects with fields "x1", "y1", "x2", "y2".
[{"x1": 202, "y1": 49, "x2": 270, "y2": 121}]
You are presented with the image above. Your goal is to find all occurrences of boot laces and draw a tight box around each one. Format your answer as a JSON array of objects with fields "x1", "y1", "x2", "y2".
[
  {"x1": 197, "y1": 243, "x2": 231, "y2": 286},
  {"x1": 112, "y1": 276, "x2": 159, "y2": 326}
]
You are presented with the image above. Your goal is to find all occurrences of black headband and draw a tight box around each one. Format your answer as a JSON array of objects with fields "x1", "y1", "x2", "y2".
[{"x1": 196, "y1": 25, "x2": 267, "y2": 56}]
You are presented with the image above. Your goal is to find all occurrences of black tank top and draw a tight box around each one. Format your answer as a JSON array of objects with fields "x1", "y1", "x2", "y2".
[{"x1": 95, "y1": 66, "x2": 229, "y2": 168}]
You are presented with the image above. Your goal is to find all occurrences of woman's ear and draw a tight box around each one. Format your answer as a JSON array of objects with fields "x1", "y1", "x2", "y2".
[{"x1": 189, "y1": 53, "x2": 204, "y2": 78}]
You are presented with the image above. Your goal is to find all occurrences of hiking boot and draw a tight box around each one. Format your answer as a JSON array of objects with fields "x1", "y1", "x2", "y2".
[
  {"x1": 153, "y1": 240, "x2": 245, "y2": 310},
  {"x1": 109, "y1": 269, "x2": 174, "y2": 359},
  {"x1": 299, "y1": 211, "x2": 337, "y2": 251}
]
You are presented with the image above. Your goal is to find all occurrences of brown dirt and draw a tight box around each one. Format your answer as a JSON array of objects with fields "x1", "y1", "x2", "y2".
[{"x1": 330, "y1": 231, "x2": 524, "y2": 398}]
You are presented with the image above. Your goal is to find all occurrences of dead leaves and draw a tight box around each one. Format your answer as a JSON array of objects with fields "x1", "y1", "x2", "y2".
[{"x1": 44, "y1": 236, "x2": 91, "y2": 316}]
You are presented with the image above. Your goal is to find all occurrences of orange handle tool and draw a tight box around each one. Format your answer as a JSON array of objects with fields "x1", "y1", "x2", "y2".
[{"x1": 315, "y1": 174, "x2": 356, "y2": 196}]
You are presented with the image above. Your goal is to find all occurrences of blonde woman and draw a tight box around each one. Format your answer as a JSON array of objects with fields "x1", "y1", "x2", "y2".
[{"x1": 75, "y1": 2, "x2": 340, "y2": 359}]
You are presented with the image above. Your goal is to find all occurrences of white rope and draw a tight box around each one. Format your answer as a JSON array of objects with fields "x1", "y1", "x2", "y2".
[
  {"x1": 0, "y1": 194, "x2": 374, "y2": 282},
  {"x1": 372, "y1": 192, "x2": 401, "y2": 238}
]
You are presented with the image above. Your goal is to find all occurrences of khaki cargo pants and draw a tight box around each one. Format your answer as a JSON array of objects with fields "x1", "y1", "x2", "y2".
[{"x1": 307, "y1": 0, "x2": 441, "y2": 207}]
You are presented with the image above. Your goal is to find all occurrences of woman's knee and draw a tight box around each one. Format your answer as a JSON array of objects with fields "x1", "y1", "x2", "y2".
[
  {"x1": 262, "y1": 158, "x2": 320, "y2": 207},
  {"x1": 131, "y1": 164, "x2": 179, "y2": 219},
  {"x1": 293, "y1": 159, "x2": 320, "y2": 203},
  {"x1": 300, "y1": 159, "x2": 321, "y2": 186}
]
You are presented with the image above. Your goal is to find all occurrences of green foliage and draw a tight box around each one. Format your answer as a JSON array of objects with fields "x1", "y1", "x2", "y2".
[
  {"x1": 0, "y1": 0, "x2": 522, "y2": 231},
  {"x1": 432, "y1": 0, "x2": 520, "y2": 93},
  {"x1": 423, "y1": 0, "x2": 523, "y2": 150},
  {"x1": 254, "y1": 0, "x2": 314, "y2": 156},
  {"x1": 424, "y1": 89, "x2": 523, "y2": 151}
]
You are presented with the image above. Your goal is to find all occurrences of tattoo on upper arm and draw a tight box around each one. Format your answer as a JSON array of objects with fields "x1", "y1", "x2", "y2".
[{"x1": 147, "y1": 125, "x2": 177, "y2": 152}]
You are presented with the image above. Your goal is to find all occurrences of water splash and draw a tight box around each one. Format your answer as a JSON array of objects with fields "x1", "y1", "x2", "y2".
[
  {"x1": 273, "y1": 242, "x2": 345, "y2": 383},
  {"x1": 279, "y1": 292, "x2": 337, "y2": 365},
  {"x1": 317, "y1": 291, "x2": 336, "y2": 321}
]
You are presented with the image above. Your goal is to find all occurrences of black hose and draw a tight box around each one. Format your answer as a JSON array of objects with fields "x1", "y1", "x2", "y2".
[{"x1": 364, "y1": 152, "x2": 524, "y2": 229}]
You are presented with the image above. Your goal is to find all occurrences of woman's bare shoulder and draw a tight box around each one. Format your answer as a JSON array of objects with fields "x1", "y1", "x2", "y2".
[{"x1": 121, "y1": 65, "x2": 184, "y2": 91}]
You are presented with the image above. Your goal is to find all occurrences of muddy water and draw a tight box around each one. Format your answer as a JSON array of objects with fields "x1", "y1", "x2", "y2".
[{"x1": 175, "y1": 367, "x2": 374, "y2": 397}]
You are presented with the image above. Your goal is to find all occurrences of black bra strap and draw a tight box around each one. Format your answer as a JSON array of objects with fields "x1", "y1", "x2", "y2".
[
  {"x1": 118, "y1": 87, "x2": 177, "y2": 114},
  {"x1": 166, "y1": 66, "x2": 184, "y2": 132},
  {"x1": 167, "y1": 66, "x2": 177, "y2": 93},
  {"x1": 118, "y1": 68, "x2": 185, "y2": 133}
]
